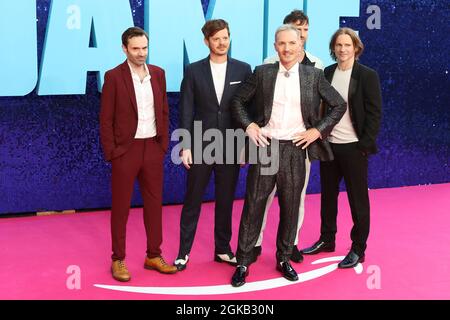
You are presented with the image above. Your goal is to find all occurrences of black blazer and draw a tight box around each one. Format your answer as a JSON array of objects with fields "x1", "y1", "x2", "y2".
[
  {"x1": 324, "y1": 62, "x2": 382, "y2": 154},
  {"x1": 179, "y1": 56, "x2": 252, "y2": 152},
  {"x1": 231, "y1": 62, "x2": 347, "y2": 162}
]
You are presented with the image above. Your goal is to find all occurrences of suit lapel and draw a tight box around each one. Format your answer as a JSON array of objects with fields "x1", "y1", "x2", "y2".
[
  {"x1": 120, "y1": 61, "x2": 138, "y2": 116},
  {"x1": 219, "y1": 58, "x2": 233, "y2": 110},
  {"x1": 263, "y1": 62, "x2": 278, "y2": 122},
  {"x1": 148, "y1": 65, "x2": 163, "y2": 136},
  {"x1": 149, "y1": 65, "x2": 160, "y2": 102},
  {"x1": 348, "y1": 62, "x2": 360, "y2": 107},
  {"x1": 325, "y1": 63, "x2": 338, "y2": 83},
  {"x1": 299, "y1": 64, "x2": 313, "y2": 124},
  {"x1": 202, "y1": 57, "x2": 220, "y2": 107}
]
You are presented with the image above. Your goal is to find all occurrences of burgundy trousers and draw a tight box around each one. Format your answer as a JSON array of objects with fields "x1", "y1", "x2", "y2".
[{"x1": 110, "y1": 138, "x2": 164, "y2": 261}]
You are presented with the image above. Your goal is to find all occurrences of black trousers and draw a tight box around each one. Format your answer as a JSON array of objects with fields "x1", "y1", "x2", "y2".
[
  {"x1": 320, "y1": 142, "x2": 370, "y2": 256},
  {"x1": 236, "y1": 141, "x2": 306, "y2": 266},
  {"x1": 178, "y1": 163, "x2": 240, "y2": 257}
]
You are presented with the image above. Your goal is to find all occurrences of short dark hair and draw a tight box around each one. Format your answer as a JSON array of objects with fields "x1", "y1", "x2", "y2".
[
  {"x1": 121, "y1": 27, "x2": 149, "y2": 46},
  {"x1": 329, "y1": 27, "x2": 364, "y2": 61},
  {"x1": 201, "y1": 19, "x2": 230, "y2": 39},
  {"x1": 283, "y1": 9, "x2": 309, "y2": 25}
]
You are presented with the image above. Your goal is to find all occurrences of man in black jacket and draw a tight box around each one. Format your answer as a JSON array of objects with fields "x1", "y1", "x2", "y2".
[
  {"x1": 230, "y1": 25, "x2": 346, "y2": 287},
  {"x1": 301, "y1": 28, "x2": 382, "y2": 269}
]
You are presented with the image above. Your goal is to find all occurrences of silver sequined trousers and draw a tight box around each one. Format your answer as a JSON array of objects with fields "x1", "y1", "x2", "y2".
[{"x1": 236, "y1": 140, "x2": 306, "y2": 266}]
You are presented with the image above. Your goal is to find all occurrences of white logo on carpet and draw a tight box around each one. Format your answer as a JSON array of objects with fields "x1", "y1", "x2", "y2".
[{"x1": 94, "y1": 256, "x2": 363, "y2": 295}]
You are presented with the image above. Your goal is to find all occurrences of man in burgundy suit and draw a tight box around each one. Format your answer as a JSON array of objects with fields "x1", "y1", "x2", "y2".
[{"x1": 100, "y1": 27, "x2": 177, "y2": 282}]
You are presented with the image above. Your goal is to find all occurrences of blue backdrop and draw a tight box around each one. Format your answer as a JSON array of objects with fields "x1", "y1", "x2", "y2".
[{"x1": 0, "y1": 0, "x2": 448, "y2": 215}]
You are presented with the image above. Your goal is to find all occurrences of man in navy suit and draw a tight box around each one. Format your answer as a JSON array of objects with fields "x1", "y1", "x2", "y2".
[{"x1": 174, "y1": 19, "x2": 252, "y2": 271}]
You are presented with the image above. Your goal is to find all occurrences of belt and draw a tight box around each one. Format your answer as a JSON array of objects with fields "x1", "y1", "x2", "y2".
[{"x1": 268, "y1": 138, "x2": 293, "y2": 144}]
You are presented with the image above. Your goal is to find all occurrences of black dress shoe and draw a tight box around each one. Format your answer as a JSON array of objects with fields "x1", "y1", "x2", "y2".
[
  {"x1": 174, "y1": 254, "x2": 189, "y2": 271},
  {"x1": 276, "y1": 261, "x2": 298, "y2": 281},
  {"x1": 251, "y1": 246, "x2": 262, "y2": 263},
  {"x1": 231, "y1": 266, "x2": 249, "y2": 287},
  {"x1": 214, "y1": 252, "x2": 237, "y2": 266},
  {"x1": 290, "y1": 245, "x2": 304, "y2": 263},
  {"x1": 338, "y1": 250, "x2": 365, "y2": 268},
  {"x1": 301, "y1": 240, "x2": 335, "y2": 255}
]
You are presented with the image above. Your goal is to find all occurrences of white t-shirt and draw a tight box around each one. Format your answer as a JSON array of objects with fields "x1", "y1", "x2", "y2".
[
  {"x1": 209, "y1": 60, "x2": 227, "y2": 104},
  {"x1": 328, "y1": 67, "x2": 359, "y2": 144}
]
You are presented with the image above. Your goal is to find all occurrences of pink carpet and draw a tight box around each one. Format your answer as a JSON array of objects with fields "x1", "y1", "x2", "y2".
[{"x1": 0, "y1": 183, "x2": 449, "y2": 300}]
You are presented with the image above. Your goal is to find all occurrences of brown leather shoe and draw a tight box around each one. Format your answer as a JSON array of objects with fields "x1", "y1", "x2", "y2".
[
  {"x1": 144, "y1": 256, "x2": 177, "y2": 274},
  {"x1": 111, "y1": 260, "x2": 131, "y2": 282}
]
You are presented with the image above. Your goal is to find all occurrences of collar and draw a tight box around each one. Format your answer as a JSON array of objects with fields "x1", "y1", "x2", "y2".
[
  {"x1": 279, "y1": 61, "x2": 299, "y2": 74},
  {"x1": 127, "y1": 62, "x2": 150, "y2": 77},
  {"x1": 300, "y1": 53, "x2": 313, "y2": 66}
]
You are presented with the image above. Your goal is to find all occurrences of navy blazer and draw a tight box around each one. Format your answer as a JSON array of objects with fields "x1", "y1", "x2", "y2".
[{"x1": 179, "y1": 56, "x2": 252, "y2": 152}]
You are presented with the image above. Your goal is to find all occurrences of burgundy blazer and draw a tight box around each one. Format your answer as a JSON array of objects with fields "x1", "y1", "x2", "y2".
[{"x1": 100, "y1": 61, "x2": 169, "y2": 161}]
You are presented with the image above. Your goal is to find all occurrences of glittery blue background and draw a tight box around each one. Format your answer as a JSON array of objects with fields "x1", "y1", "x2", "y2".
[{"x1": 0, "y1": 0, "x2": 448, "y2": 214}]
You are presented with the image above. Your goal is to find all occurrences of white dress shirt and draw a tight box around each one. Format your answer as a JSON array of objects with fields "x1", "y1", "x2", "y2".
[
  {"x1": 261, "y1": 62, "x2": 306, "y2": 140},
  {"x1": 128, "y1": 63, "x2": 157, "y2": 139}
]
